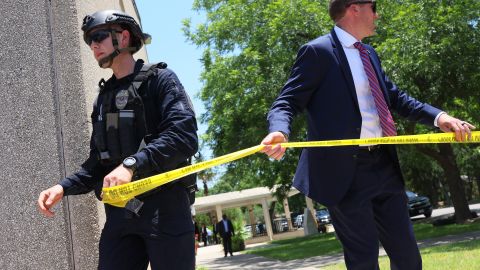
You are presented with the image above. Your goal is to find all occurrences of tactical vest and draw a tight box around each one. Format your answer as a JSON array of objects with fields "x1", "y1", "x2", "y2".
[{"x1": 92, "y1": 61, "x2": 197, "y2": 204}]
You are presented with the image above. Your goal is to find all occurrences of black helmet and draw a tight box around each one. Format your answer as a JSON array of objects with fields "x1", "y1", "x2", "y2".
[{"x1": 81, "y1": 10, "x2": 151, "y2": 54}]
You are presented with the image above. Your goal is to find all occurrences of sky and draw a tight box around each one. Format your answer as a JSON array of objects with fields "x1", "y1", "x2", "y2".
[{"x1": 135, "y1": 1, "x2": 206, "y2": 135}]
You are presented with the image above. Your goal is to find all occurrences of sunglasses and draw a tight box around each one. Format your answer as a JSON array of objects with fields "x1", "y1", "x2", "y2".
[
  {"x1": 86, "y1": 29, "x2": 123, "y2": 45},
  {"x1": 347, "y1": 1, "x2": 377, "y2": 13}
]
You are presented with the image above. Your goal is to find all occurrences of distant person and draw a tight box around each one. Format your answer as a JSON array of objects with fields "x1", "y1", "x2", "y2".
[
  {"x1": 194, "y1": 217, "x2": 201, "y2": 242},
  {"x1": 201, "y1": 224, "x2": 208, "y2": 246},
  {"x1": 193, "y1": 218, "x2": 200, "y2": 256},
  {"x1": 212, "y1": 223, "x2": 219, "y2": 244},
  {"x1": 257, "y1": 222, "x2": 264, "y2": 234},
  {"x1": 206, "y1": 226, "x2": 213, "y2": 244},
  {"x1": 261, "y1": 0, "x2": 474, "y2": 269},
  {"x1": 217, "y1": 214, "x2": 235, "y2": 257}
]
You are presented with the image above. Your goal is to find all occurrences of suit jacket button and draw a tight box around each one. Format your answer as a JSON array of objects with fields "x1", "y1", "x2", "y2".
[{"x1": 353, "y1": 154, "x2": 357, "y2": 159}]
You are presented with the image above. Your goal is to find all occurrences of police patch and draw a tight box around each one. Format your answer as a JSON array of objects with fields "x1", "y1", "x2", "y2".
[{"x1": 115, "y1": 89, "x2": 129, "y2": 109}]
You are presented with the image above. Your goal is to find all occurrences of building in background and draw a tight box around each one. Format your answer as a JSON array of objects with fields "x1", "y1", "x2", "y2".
[{"x1": 0, "y1": 1, "x2": 147, "y2": 269}]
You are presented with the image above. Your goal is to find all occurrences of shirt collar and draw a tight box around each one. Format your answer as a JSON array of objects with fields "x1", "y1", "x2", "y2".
[{"x1": 334, "y1": 25, "x2": 359, "y2": 48}]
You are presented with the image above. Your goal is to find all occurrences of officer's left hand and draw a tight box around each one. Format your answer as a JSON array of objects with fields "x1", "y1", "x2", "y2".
[{"x1": 103, "y1": 165, "x2": 133, "y2": 188}]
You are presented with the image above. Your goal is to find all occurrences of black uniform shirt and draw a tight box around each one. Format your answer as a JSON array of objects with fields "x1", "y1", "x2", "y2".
[{"x1": 59, "y1": 61, "x2": 198, "y2": 199}]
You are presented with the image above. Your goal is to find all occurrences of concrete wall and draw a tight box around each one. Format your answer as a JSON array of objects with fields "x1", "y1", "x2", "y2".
[{"x1": 0, "y1": 0, "x2": 147, "y2": 269}]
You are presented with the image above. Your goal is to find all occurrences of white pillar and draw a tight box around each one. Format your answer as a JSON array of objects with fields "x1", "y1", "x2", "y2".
[
  {"x1": 261, "y1": 198, "x2": 273, "y2": 241},
  {"x1": 248, "y1": 205, "x2": 256, "y2": 236},
  {"x1": 215, "y1": 204, "x2": 223, "y2": 223},
  {"x1": 211, "y1": 210, "x2": 218, "y2": 225},
  {"x1": 305, "y1": 196, "x2": 318, "y2": 226},
  {"x1": 283, "y1": 198, "x2": 293, "y2": 230}
]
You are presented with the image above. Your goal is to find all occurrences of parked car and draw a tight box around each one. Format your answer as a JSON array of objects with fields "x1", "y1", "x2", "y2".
[
  {"x1": 316, "y1": 209, "x2": 331, "y2": 225},
  {"x1": 243, "y1": 223, "x2": 266, "y2": 237},
  {"x1": 316, "y1": 209, "x2": 331, "y2": 233},
  {"x1": 406, "y1": 190, "x2": 433, "y2": 218},
  {"x1": 273, "y1": 217, "x2": 289, "y2": 232},
  {"x1": 294, "y1": 214, "x2": 304, "y2": 228}
]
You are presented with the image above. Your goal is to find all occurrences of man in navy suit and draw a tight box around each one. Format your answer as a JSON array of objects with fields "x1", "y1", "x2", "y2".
[
  {"x1": 261, "y1": 1, "x2": 474, "y2": 269},
  {"x1": 217, "y1": 214, "x2": 235, "y2": 257}
]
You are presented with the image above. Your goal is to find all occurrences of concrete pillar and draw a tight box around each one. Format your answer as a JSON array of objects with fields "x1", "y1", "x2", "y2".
[
  {"x1": 0, "y1": 1, "x2": 96, "y2": 269},
  {"x1": 248, "y1": 205, "x2": 256, "y2": 236},
  {"x1": 210, "y1": 210, "x2": 218, "y2": 225},
  {"x1": 215, "y1": 204, "x2": 223, "y2": 223},
  {"x1": 305, "y1": 196, "x2": 318, "y2": 224},
  {"x1": 303, "y1": 207, "x2": 318, "y2": 236},
  {"x1": 0, "y1": 1, "x2": 148, "y2": 269},
  {"x1": 261, "y1": 198, "x2": 273, "y2": 241},
  {"x1": 283, "y1": 198, "x2": 293, "y2": 230}
]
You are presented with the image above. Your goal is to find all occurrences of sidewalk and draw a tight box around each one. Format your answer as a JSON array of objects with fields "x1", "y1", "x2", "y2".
[{"x1": 196, "y1": 230, "x2": 480, "y2": 270}]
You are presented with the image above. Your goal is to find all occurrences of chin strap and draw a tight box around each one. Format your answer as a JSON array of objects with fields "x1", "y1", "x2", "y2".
[{"x1": 97, "y1": 29, "x2": 137, "y2": 68}]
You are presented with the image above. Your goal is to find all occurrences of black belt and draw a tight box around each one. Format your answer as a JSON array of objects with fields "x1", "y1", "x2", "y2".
[{"x1": 358, "y1": 145, "x2": 382, "y2": 152}]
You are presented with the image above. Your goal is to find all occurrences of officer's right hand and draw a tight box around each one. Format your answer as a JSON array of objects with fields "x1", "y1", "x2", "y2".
[
  {"x1": 260, "y1": 131, "x2": 288, "y2": 160},
  {"x1": 103, "y1": 165, "x2": 133, "y2": 188},
  {"x1": 38, "y1": 184, "x2": 64, "y2": 217}
]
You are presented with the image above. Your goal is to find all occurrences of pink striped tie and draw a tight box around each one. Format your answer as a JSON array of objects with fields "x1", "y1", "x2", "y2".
[{"x1": 354, "y1": 42, "x2": 397, "y2": 137}]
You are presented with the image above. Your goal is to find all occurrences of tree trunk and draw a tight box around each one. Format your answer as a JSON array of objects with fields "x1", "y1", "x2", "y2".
[
  {"x1": 203, "y1": 180, "x2": 209, "y2": 196},
  {"x1": 466, "y1": 180, "x2": 473, "y2": 201},
  {"x1": 416, "y1": 144, "x2": 472, "y2": 223},
  {"x1": 437, "y1": 180, "x2": 451, "y2": 206},
  {"x1": 476, "y1": 176, "x2": 480, "y2": 199},
  {"x1": 429, "y1": 180, "x2": 439, "y2": 207},
  {"x1": 269, "y1": 201, "x2": 276, "y2": 232}
]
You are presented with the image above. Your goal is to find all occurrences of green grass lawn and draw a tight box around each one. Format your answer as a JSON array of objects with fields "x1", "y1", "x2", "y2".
[
  {"x1": 414, "y1": 221, "x2": 480, "y2": 240},
  {"x1": 245, "y1": 233, "x2": 344, "y2": 260},
  {"x1": 245, "y1": 221, "x2": 480, "y2": 261},
  {"x1": 321, "y1": 239, "x2": 480, "y2": 270}
]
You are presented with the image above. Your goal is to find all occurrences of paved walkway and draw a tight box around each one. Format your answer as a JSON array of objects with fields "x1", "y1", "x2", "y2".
[
  {"x1": 197, "y1": 203, "x2": 480, "y2": 269},
  {"x1": 196, "y1": 230, "x2": 480, "y2": 270}
]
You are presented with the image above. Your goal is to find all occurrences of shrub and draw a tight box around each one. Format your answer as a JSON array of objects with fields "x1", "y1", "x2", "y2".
[{"x1": 231, "y1": 233, "x2": 245, "y2": 252}]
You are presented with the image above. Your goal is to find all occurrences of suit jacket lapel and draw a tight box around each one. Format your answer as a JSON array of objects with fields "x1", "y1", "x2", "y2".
[{"x1": 329, "y1": 29, "x2": 360, "y2": 112}]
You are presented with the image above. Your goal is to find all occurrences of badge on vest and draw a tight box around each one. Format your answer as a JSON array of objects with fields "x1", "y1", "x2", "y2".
[{"x1": 115, "y1": 89, "x2": 129, "y2": 110}]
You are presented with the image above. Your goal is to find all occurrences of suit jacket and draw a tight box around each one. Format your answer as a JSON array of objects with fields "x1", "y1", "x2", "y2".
[
  {"x1": 201, "y1": 226, "x2": 208, "y2": 238},
  {"x1": 268, "y1": 29, "x2": 441, "y2": 207},
  {"x1": 217, "y1": 219, "x2": 235, "y2": 238}
]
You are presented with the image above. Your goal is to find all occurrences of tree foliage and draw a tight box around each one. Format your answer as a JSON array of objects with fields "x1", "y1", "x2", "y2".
[
  {"x1": 184, "y1": 0, "x2": 480, "y2": 221},
  {"x1": 371, "y1": 0, "x2": 480, "y2": 222},
  {"x1": 184, "y1": 0, "x2": 332, "y2": 193}
]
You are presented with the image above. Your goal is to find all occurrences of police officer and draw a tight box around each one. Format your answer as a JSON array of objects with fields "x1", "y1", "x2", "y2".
[{"x1": 37, "y1": 10, "x2": 198, "y2": 270}]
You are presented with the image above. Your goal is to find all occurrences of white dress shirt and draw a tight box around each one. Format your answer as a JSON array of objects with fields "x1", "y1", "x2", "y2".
[
  {"x1": 333, "y1": 26, "x2": 442, "y2": 139},
  {"x1": 223, "y1": 219, "x2": 229, "y2": 232},
  {"x1": 334, "y1": 26, "x2": 383, "y2": 140}
]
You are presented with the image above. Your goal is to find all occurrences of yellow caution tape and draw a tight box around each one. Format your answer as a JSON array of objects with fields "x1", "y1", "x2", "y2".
[
  {"x1": 102, "y1": 131, "x2": 480, "y2": 207},
  {"x1": 102, "y1": 145, "x2": 264, "y2": 207}
]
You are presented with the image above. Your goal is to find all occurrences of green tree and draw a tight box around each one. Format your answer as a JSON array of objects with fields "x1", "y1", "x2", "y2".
[
  {"x1": 184, "y1": 0, "x2": 331, "y2": 196},
  {"x1": 372, "y1": 0, "x2": 480, "y2": 222},
  {"x1": 184, "y1": 0, "x2": 480, "y2": 223}
]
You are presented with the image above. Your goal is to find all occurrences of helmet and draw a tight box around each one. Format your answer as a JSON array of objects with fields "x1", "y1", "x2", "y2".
[{"x1": 82, "y1": 10, "x2": 151, "y2": 54}]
